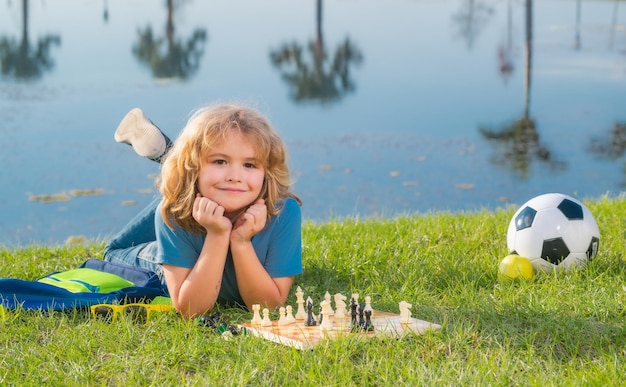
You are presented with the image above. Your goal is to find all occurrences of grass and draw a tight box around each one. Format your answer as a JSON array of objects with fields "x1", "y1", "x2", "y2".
[{"x1": 1, "y1": 195, "x2": 625, "y2": 385}]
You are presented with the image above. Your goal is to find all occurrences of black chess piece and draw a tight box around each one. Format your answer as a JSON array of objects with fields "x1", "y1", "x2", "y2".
[
  {"x1": 363, "y1": 309, "x2": 374, "y2": 332},
  {"x1": 358, "y1": 303, "x2": 365, "y2": 330},
  {"x1": 350, "y1": 297, "x2": 359, "y2": 332},
  {"x1": 305, "y1": 299, "x2": 317, "y2": 326}
]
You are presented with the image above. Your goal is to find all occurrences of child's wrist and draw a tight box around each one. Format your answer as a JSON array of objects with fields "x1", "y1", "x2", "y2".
[{"x1": 230, "y1": 237, "x2": 252, "y2": 251}]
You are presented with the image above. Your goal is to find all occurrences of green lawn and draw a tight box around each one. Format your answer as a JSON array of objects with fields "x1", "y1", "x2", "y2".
[{"x1": 1, "y1": 195, "x2": 625, "y2": 385}]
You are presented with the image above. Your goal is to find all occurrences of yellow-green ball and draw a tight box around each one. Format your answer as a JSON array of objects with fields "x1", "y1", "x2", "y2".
[{"x1": 498, "y1": 254, "x2": 534, "y2": 280}]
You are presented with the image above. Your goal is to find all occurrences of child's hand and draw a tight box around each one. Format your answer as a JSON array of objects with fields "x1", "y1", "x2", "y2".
[
  {"x1": 231, "y1": 199, "x2": 267, "y2": 242},
  {"x1": 193, "y1": 194, "x2": 232, "y2": 234}
]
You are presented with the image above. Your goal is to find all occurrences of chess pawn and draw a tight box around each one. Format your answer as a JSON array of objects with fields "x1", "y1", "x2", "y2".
[
  {"x1": 261, "y1": 307, "x2": 272, "y2": 327},
  {"x1": 399, "y1": 301, "x2": 413, "y2": 325},
  {"x1": 285, "y1": 305, "x2": 296, "y2": 324},
  {"x1": 251, "y1": 304, "x2": 262, "y2": 325},
  {"x1": 277, "y1": 307, "x2": 288, "y2": 325}
]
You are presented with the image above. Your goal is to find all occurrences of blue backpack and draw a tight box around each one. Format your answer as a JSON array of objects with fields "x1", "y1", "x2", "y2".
[{"x1": 0, "y1": 259, "x2": 165, "y2": 311}]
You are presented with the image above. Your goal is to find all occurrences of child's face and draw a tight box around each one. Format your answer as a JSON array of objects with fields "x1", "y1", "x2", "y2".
[{"x1": 197, "y1": 130, "x2": 265, "y2": 218}]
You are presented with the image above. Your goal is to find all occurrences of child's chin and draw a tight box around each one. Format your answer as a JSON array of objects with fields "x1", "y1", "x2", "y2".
[{"x1": 224, "y1": 207, "x2": 248, "y2": 219}]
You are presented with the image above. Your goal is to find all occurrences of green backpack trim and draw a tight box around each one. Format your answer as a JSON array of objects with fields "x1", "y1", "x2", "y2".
[{"x1": 37, "y1": 268, "x2": 134, "y2": 294}]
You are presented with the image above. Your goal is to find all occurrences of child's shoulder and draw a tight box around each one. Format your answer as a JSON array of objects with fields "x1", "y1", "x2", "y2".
[
  {"x1": 279, "y1": 197, "x2": 301, "y2": 212},
  {"x1": 271, "y1": 197, "x2": 301, "y2": 223}
]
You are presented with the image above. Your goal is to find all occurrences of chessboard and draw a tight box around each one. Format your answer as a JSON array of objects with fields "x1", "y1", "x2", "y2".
[{"x1": 239, "y1": 310, "x2": 440, "y2": 350}]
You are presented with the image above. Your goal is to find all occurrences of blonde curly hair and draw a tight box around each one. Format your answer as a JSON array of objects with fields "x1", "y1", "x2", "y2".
[{"x1": 159, "y1": 103, "x2": 301, "y2": 234}]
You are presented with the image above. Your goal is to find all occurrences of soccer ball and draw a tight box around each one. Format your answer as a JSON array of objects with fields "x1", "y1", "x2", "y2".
[{"x1": 506, "y1": 193, "x2": 600, "y2": 272}]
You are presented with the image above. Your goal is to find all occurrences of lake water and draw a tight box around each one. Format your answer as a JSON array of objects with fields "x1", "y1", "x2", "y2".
[{"x1": 1, "y1": 0, "x2": 625, "y2": 246}]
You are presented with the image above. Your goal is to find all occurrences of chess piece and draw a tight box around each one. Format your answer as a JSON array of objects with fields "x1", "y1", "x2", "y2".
[
  {"x1": 305, "y1": 297, "x2": 317, "y2": 326},
  {"x1": 399, "y1": 301, "x2": 412, "y2": 325},
  {"x1": 319, "y1": 299, "x2": 333, "y2": 331},
  {"x1": 318, "y1": 300, "x2": 324, "y2": 324},
  {"x1": 277, "y1": 306, "x2": 288, "y2": 325},
  {"x1": 358, "y1": 303, "x2": 365, "y2": 329},
  {"x1": 363, "y1": 309, "x2": 374, "y2": 332},
  {"x1": 324, "y1": 291, "x2": 334, "y2": 316},
  {"x1": 261, "y1": 307, "x2": 272, "y2": 327},
  {"x1": 364, "y1": 295, "x2": 373, "y2": 318},
  {"x1": 285, "y1": 305, "x2": 296, "y2": 324},
  {"x1": 350, "y1": 296, "x2": 359, "y2": 332},
  {"x1": 295, "y1": 286, "x2": 307, "y2": 320},
  {"x1": 251, "y1": 304, "x2": 262, "y2": 325},
  {"x1": 334, "y1": 293, "x2": 347, "y2": 320}
]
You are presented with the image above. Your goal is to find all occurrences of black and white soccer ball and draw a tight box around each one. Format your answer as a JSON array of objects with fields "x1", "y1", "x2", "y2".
[{"x1": 506, "y1": 193, "x2": 600, "y2": 272}]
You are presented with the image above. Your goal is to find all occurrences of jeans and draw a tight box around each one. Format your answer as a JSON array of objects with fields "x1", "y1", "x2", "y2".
[{"x1": 103, "y1": 196, "x2": 168, "y2": 294}]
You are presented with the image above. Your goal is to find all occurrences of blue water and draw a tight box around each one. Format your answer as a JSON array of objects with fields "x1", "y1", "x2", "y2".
[{"x1": 0, "y1": 0, "x2": 625, "y2": 246}]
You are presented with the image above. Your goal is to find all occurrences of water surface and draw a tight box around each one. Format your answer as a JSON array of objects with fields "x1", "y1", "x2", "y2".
[{"x1": 0, "y1": 0, "x2": 625, "y2": 246}]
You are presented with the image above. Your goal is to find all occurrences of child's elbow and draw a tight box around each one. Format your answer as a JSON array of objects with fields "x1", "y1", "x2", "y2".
[{"x1": 173, "y1": 300, "x2": 215, "y2": 320}]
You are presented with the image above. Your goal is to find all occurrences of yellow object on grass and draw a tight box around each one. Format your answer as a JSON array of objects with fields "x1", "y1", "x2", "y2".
[
  {"x1": 498, "y1": 254, "x2": 534, "y2": 280},
  {"x1": 150, "y1": 295, "x2": 173, "y2": 306}
]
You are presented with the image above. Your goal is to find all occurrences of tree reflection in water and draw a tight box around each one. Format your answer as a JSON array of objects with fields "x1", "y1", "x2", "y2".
[
  {"x1": 269, "y1": 0, "x2": 363, "y2": 104},
  {"x1": 479, "y1": 0, "x2": 565, "y2": 179},
  {"x1": 0, "y1": 0, "x2": 60, "y2": 81},
  {"x1": 133, "y1": 0, "x2": 207, "y2": 80},
  {"x1": 590, "y1": 122, "x2": 626, "y2": 187}
]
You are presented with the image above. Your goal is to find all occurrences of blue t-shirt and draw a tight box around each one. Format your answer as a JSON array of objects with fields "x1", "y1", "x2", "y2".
[{"x1": 154, "y1": 197, "x2": 302, "y2": 307}]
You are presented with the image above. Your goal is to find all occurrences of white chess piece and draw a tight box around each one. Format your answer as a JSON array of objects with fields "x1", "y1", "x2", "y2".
[
  {"x1": 261, "y1": 307, "x2": 272, "y2": 327},
  {"x1": 251, "y1": 304, "x2": 262, "y2": 325},
  {"x1": 295, "y1": 286, "x2": 307, "y2": 320},
  {"x1": 324, "y1": 291, "x2": 334, "y2": 316},
  {"x1": 278, "y1": 307, "x2": 288, "y2": 325},
  {"x1": 334, "y1": 293, "x2": 347, "y2": 320},
  {"x1": 296, "y1": 286, "x2": 304, "y2": 302},
  {"x1": 319, "y1": 299, "x2": 334, "y2": 331},
  {"x1": 285, "y1": 305, "x2": 296, "y2": 324},
  {"x1": 399, "y1": 301, "x2": 412, "y2": 324}
]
